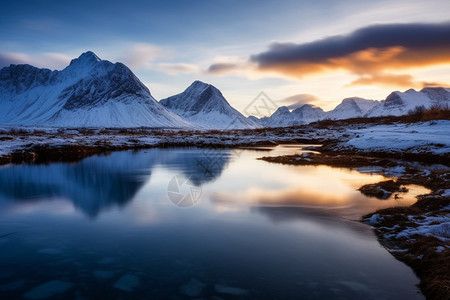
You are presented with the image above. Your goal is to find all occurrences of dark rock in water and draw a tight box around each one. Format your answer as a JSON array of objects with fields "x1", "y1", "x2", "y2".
[
  {"x1": 358, "y1": 180, "x2": 407, "y2": 199},
  {"x1": 180, "y1": 278, "x2": 206, "y2": 297}
]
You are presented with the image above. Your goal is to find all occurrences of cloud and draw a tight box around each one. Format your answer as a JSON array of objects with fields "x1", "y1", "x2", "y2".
[
  {"x1": 156, "y1": 63, "x2": 201, "y2": 75},
  {"x1": 250, "y1": 22, "x2": 450, "y2": 88},
  {"x1": 0, "y1": 51, "x2": 71, "y2": 69},
  {"x1": 120, "y1": 43, "x2": 170, "y2": 69},
  {"x1": 421, "y1": 81, "x2": 450, "y2": 88},
  {"x1": 278, "y1": 94, "x2": 319, "y2": 109},
  {"x1": 207, "y1": 63, "x2": 240, "y2": 74},
  {"x1": 345, "y1": 73, "x2": 416, "y2": 88}
]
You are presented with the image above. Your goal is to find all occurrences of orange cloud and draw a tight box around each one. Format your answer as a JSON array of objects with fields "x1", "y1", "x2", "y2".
[{"x1": 248, "y1": 23, "x2": 450, "y2": 88}]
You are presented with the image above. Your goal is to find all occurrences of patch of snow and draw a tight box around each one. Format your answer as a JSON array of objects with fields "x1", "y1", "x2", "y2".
[
  {"x1": 436, "y1": 246, "x2": 448, "y2": 253},
  {"x1": 368, "y1": 213, "x2": 380, "y2": 225},
  {"x1": 396, "y1": 216, "x2": 450, "y2": 242},
  {"x1": 383, "y1": 166, "x2": 406, "y2": 176}
]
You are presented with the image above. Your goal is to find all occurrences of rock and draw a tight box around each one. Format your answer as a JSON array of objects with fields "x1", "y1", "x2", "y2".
[
  {"x1": 114, "y1": 274, "x2": 140, "y2": 292},
  {"x1": 23, "y1": 280, "x2": 73, "y2": 299},
  {"x1": 180, "y1": 278, "x2": 206, "y2": 297}
]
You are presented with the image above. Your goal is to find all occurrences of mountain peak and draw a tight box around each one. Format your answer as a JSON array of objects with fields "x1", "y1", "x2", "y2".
[
  {"x1": 187, "y1": 80, "x2": 213, "y2": 92},
  {"x1": 274, "y1": 106, "x2": 290, "y2": 114},
  {"x1": 69, "y1": 51, "x2": 101, "y2": 67},
  {"x1": 160, "y1": 81, "x2": 258, "y2": 129},
  {"x1": 191, "y1": 80, "x2": 210, "y2": 87}
]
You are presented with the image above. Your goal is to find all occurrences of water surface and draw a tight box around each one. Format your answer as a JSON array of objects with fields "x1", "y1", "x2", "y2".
[{"x1": 0, "y1": 146, "x2": 425, "y2": 299}]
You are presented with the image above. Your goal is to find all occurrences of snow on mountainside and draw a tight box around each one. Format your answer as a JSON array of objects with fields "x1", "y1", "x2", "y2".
[
  {"x1": 366, "y1": 88, "x2": 450, "y2": 117},
  {"x1": 326, "y1": 97, "x2": 379, "y2": 120},
  {"x1": 0, "y1": 51, "x2": 192, "y2": 128},
  {"x1": 259, "y1": 87, "x2": 449, "y2": 128},
  {"x1": 292, "y1": 104, "x2": 325, "y2": 123},
  {"x1": 160, "y1": 80, "x2": 258, "y2": 129},
  {"x1": 261, "y1": 104, "x2": 325, "y2": 127}
]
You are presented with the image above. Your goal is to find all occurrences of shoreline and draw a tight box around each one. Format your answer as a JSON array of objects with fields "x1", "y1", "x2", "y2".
[{"x1": 1, "y1": 117, "x2": 448, "y2": 166}]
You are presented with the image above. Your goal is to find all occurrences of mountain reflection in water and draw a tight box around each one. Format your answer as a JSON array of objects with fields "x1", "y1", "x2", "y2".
[{"x1": 0, "y1": 148, "x2": 231, "y2": 217}]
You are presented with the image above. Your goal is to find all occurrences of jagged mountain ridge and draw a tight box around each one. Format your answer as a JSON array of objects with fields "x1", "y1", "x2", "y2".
[
  {"x1": 366, "y1": 87, "x2": 450, "y2": 117},
  {"x1": 260, "y1": 104, "x2": 325, "y2": 127},
  {"x1": 0, "y1": 51, "x2": 192, "y2": 128},
  {"x1": 160, "y1": 80, "x2": 258, "y2": 129},
  {"x1": 326, "y1": 97, "x2": 379, "y2": 120},
  {"x1": 258, "y1": 88, "x2": 449, "y2": 127}
]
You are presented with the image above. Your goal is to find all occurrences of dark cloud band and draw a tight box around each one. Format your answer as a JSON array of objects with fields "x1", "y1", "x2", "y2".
[{"x1": 251, "y1": 22, "x2": 450, "y2": 66}]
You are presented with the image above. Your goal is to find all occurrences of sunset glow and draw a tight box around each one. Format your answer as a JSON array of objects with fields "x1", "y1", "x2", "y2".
[{"x1": 1, "y1": 0, "x2": 449, "y2": 112}]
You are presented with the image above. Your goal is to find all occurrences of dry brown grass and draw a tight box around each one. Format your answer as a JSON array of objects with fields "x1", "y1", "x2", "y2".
[
  {"x1": 365, "y1": 194, "x2": 450, "y2": 300},
  {"x1": 407, "y1": 105, "x2": 450, "y2": 122}
]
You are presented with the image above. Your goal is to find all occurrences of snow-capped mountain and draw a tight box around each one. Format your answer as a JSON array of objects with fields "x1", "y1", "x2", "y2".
[
  {"x1": 260, "y1": 106, "x2": 291, "y2": 127},
  {"x1": 160, "y1": 80, "x2": 258, "y2": 129},
  {"x1": 292, "y1": 104, "x2": 325, "y2": 123},
  {"x1": 0, "y1": 51, "x2": 192, "y2": 128},
  {"x1": 325, "y1": 97, "x2": 379, "y2": 120},
  {"x1": 260, "y1": 104, "x2": 325, "y2": 127},
  {"x1": 259, "y1": 87, "x2": 449, "y2": 128},
  {"x1": 366, "y1": 87, "x2": 450, "y2": 117}
]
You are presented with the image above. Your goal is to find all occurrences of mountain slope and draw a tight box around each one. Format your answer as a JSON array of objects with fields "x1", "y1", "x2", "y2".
[
  {"x1": 0, "y1": 51, "x2": 192, "y2": 128},
  {"x1": 261, "y1": 104, "x2": 325, "y2": 127},
  {"x1": 367, "y1": 88, "x2": 450, "y2": 117},
  {"x1": 259, "y1": 87, "x2": 449, "y2": 128},
  {"x1": 326, "y1": 97, "x2": 379, "y2": 120},
  {"x1": 160, "y1": 81, "x2": 258, "y2": 129}
]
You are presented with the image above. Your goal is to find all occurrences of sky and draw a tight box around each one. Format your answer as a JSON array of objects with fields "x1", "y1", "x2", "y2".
[{"x1": 1, "y1": 0, "x2": 450, "y2": 113}]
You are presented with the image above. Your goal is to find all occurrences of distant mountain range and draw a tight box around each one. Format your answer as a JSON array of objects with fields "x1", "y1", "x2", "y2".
[
  {"x1": 258, "y1": 88, "x2": 450, "y2": 127},
  {"x1": 0, "y1": 51, "x2": 448, "y2": 129}
]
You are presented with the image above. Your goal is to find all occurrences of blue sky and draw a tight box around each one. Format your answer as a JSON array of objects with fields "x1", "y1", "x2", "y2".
[{"x1": 1, "y1": 0, "x2": 450, "y2": 113}]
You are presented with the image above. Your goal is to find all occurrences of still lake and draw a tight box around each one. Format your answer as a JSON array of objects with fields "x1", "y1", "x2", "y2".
[{"x1": 0, "y1": 145, "x2": 426, "y2": 299}]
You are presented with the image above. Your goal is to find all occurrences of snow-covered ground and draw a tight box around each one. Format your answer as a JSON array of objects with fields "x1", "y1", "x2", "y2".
[
  {"x1": 0, "y1": 126, "x2": 333, "y2": 159},
  {"x1": 0, "y1": 120, "x2": 448, "y2": 161},
  {"x1": 342, "y1": 120, "x2": 450, "y2": 155},
  {"x1": 369, "y1": 213, "x2": 450, "y2": 245},
  {"x1": 396, "y1": 215, "x2": 450, "y2": 242}
]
